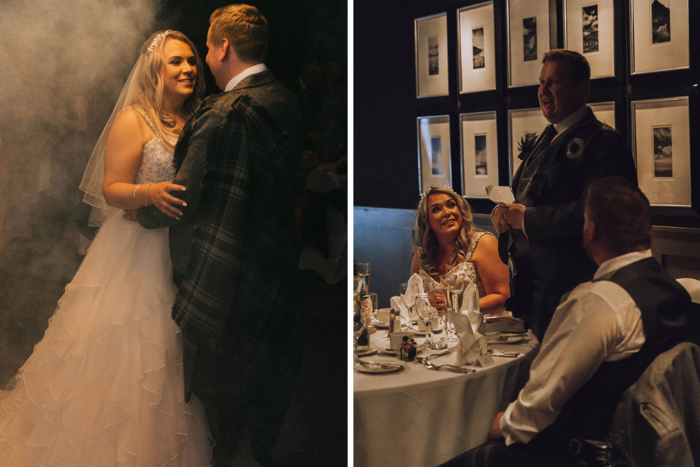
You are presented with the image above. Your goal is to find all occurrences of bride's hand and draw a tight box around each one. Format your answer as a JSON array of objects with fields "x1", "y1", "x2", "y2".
[{"x1": 145, "y1": 182, "x2": 187, "y2": 219}]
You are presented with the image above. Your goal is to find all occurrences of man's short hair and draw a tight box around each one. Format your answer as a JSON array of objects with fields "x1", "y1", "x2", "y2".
[
  {"x1": 542, "y1": 49, "x2": 591, "y2": 83},
  {"x1": 585, "y1": 177, "x2": 651, "y2": 255},
  {"x1": 210, "y1": 4, "x2": 268, "y2": 63}
]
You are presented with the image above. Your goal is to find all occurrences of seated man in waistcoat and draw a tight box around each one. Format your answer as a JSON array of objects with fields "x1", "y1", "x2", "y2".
[{"x1": 442, "y1": 177, "x2": 691, "y2": 467}]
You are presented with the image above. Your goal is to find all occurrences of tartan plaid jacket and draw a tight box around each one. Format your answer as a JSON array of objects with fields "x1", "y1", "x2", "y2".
[
  {"x1": 499, "y1": 107, "x2": 637, "y2": 290},
  {"x1": 138, "y1": 70, "x2": 304, "y2": 451}
]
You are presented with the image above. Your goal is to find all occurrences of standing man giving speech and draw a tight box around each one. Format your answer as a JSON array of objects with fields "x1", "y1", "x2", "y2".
[{"x1": 492, "y1": 49, "x2": 636, "y2": 339}]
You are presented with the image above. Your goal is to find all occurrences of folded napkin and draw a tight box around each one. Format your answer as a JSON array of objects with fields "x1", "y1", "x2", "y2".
[
  {"x1": 460, "y1": 281, "x2": 480, "y2": 314},
  {"x1": 407, "y1": 273, "x2": 425, "y2": 294},
  {"x1": 450, "y1": 310, "x2": 487, "y2": 365},
  {"x1": 390, "y1": 296, "x2": 410, "y2": 324}
]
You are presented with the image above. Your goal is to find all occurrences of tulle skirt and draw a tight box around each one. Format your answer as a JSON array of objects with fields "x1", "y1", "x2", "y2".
[{"x1": 0, "y1": 213, "x2": 212, "y2": 466}]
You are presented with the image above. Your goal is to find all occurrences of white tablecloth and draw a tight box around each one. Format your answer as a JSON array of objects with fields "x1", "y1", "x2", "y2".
[{"x1": 354, "y1": 330, "x2": 539, "y2": 467}]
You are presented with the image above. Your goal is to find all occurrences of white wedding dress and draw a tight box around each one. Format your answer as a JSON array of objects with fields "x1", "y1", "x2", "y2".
[{"x1": 0, "y1": 131, "x2": 213, "y2": 465}]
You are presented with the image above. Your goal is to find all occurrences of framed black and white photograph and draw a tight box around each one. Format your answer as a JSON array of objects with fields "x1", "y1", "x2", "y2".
[
  {"x1": 564, "y1": 0, "x2": 615, "y2": 79},
  {"x1": 458, "y1": 2, "x2": 496, "y2": 94},
  {"x1": 652, "y1": 126, "x2": 673, "y2": 177},
  {"x1": 507, "y1": 0, "x2": 550, "y2": 87},
  {"x1": 460, "y1": 111, "x2": 499, "y2": 198},
  {"x1": 589, "y1": 101, "x2": 616, "y2": 129},
  {"x1": 632, "y1": 97, "x2": 690, "y2": 207},
  {"x1": 415, "y1": 13, "x2": 449, "y2": 97},
  {"x1": 522, "y1": 17, "x2": 538, "y2": 61},
  {"x1": 417, "y1": 115, "x2": 452, "y2": 193},
  {"x1": 630, "y1": 0, "x2": 689, "y2": 74},
  {"x1": 508, "y1": 108, "x2": 548, "y2": 179}
]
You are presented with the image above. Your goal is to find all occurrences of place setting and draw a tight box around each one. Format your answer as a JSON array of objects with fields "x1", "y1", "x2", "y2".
[{"x1": 353, "y1": 268, "x2": 535, "y2": 378}]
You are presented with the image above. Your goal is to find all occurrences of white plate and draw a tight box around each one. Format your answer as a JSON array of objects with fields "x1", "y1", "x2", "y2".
[
  {"x1": 354, "y1": 361, "x2": 405, "y2": 374},
  {"x1": 370, "y1": 320, "x2": 390, "y2": 329},
  {"x1": 486, "y1": 335, "x2": 525, "y2": 345},
  {"x1": 356, "y1": 348, "x2": 378, "y2": 357}
]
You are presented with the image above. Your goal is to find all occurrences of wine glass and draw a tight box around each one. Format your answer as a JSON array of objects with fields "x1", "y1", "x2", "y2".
[
  {"x1": 400, "y1": 282, "x2": 419, "y2": 323},
  {"x1": 427, "y1": 284, "x2": 448, "y2": 348},
  {"x1": 415, "y1": 294, "x2": 439, "y2": 349}
]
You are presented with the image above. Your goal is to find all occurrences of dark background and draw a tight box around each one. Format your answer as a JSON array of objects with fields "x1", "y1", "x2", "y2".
[
  {"x1": 0, "y1": 1, "x2": 347, "y2": 465},
  {"x1": 354, "y1": 0, "x2": 700, "y2": 226}
]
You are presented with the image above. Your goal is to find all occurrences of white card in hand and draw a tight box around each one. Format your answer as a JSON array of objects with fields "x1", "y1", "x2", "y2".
[{"x1": 484, "y1": 185, "x2": 515, "y2": 207}]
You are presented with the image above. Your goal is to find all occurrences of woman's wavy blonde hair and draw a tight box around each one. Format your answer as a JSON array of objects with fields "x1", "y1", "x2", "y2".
[
  {"x1": 133, "y1": 30, "x2": 205, "y2": 153},
  {"x1": 413, "y1": 186, "x2": 475, "y2": 276}
]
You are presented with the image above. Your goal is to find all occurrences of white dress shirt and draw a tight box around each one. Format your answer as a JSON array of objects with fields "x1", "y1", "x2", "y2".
[
  {"x1": 551, "y1": 105, "x2": 588, "y2": 140},
  {"x1": 520, "y1": 105, "x2": 588, "y2": 237},
  {"x1": 224, "y1": 63, "x2": 268, "y2": 92},
  {"x1": 500, "y1": 250, "x2": 651, "y2": 445}
]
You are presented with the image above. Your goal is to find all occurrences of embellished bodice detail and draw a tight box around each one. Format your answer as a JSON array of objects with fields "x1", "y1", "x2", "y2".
[
  {"x1": 132, "y1": 107, "x2": 177, "y2": 184},
  {"x1": 419, "y1": 231, "x2": 492, "y2": 298}
]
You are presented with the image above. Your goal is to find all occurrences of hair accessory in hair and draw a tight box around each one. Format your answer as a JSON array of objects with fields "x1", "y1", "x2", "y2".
[
  {"x1": 419, "y1": 185, "x2": 457, "y2": 200},
  {"x1": 147, "y1": 30, "x2": 172, "y2": 55}
]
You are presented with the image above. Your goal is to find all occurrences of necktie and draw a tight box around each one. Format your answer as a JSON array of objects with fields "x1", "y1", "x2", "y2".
[{"x1": 537, "y1": 124, "x2": 557, "y2": 152}]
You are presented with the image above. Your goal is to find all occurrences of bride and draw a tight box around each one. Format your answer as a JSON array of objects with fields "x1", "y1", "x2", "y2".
[{"x1": 0, "y1": 31, "x2": 213, "y2": 465}]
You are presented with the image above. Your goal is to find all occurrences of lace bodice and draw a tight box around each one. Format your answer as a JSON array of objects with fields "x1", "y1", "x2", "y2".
[
  {"x1": 419, "y1": 231, "x2": 492, "y2": 298},
  {"x1": 134, "y1": 138, "x2": 176, "y2": 184},
  {"x1": 132, "y1": 107, "x2": 177, "y2": 184}
]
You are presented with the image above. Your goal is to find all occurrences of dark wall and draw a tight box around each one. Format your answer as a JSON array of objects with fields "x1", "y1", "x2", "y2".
[
  {"x1": 354, "y1": 0, "x2": 700, "y2": 225},
  {"x1": 354, "y1": 0, "x2": 420, "y2": 210},
  {"x1": 159, "y1": 0, "x2": 347, "y2": 96}
]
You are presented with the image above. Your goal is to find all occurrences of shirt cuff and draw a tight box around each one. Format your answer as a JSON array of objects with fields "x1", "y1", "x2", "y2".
[
  {"x1": 521, "y1": 209, "x2": 529, "y2": 238},
  {"x1": 500, "y1": 404, "x2": 520, "y2": 446}
]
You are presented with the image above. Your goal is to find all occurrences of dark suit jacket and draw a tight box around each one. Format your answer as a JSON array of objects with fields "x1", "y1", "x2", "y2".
[
  {"x1": 138, "y1": 70, "x2": 304, "y2": 448},
  {"x1": 500, "y1": 107, "x2": 637, "y2": 290}
]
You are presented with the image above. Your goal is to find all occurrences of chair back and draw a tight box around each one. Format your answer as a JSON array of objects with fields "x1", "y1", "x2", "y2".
[{"x1": 610, "y1": 342, "x2": 700, "y2": 467}]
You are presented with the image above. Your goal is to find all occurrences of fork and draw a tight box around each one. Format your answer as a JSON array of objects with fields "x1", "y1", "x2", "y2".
[
  {"x1": 423, "y1": 361, "x2": 474, "y2": 373},
  {"x1": 488, "y1": 347, "x2": 520, "y2": 358},
  {"x1": 415, "y1": 349, "x2": 450, "y2": 363}
]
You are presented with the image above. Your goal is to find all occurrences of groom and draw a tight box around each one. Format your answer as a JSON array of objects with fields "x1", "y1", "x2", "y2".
[{"x1": 138, "y1": 4, "x2": 304, "y2": 466}]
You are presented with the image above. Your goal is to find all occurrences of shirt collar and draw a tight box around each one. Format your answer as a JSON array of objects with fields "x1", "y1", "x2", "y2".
[
  {"x1": 552, "y1": 105, "x2": 588, "y2": 137},
  {"x1": 594, "y1": 249, "x2": 653, "y2": 280},
  {"x1": 224, "y1": 63, "x2": 268, "y2": 92}
]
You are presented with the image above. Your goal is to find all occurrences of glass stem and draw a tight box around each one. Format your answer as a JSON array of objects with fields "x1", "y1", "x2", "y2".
[{"x1": 424, "y1": 320, "x2": 432, "y2": 347}]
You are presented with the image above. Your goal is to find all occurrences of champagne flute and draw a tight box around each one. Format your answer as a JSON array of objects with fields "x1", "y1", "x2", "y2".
[
  {"x1": 356, "y1": 262, "x2": 371, "y2": 293},
  {"x1": 440, "y1": 273, "x2": 465, "y2": 341},
  {"x1": 352, "y1": 290, "x2": 366, "y2": 361}
]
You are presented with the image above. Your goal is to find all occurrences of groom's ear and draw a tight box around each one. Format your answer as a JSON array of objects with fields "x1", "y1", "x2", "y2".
[{"x1": 220, "y1": 38, "x2": 232, "y2": 60}]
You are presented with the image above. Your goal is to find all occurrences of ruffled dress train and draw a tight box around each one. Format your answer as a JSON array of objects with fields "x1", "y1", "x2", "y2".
[{"x1": 0, "y1": 205, "x2": 212, "y2": 465}]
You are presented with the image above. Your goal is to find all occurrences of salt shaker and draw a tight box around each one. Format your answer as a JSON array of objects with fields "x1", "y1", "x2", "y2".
[{"x1": 392, "y1": 308, "x2": 402, "y2": 333}]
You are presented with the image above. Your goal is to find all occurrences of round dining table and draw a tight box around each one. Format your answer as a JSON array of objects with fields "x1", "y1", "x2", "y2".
[{"x1": 353, "y1": 328, "x2": 540, "y2": 467}]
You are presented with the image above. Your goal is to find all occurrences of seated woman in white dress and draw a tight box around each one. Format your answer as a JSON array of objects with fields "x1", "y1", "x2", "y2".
[
  {"x1": 0, "y1": 31, "x2": 213, "y2": 465},
  {"x1": 411, "y1": 186, "x2": 509, "y2": 315}
]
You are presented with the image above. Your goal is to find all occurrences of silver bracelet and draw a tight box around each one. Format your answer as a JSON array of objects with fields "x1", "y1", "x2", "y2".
[
  {"x1": 133, "y1": 184, "x2": 141, "y2": 200},
  {"x1": 144, "y1": 183, "x2": 151, "y2": 206}
]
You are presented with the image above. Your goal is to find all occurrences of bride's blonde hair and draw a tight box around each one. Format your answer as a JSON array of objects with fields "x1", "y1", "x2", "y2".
[
  {"x1": 413, "y1": 186, "x2": 475, "y2": 276},
  {"x1": 134, "y1": 30, "x2": 205, "y2": 153}
]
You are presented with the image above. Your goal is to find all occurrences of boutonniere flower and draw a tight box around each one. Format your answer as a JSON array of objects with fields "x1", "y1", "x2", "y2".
[
  {"x1": 566, "y1": 138, "x2": 585, "y2": 160},
  {"x1": 517, "y1": 133, "x2": 539, "y2": 160}
]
